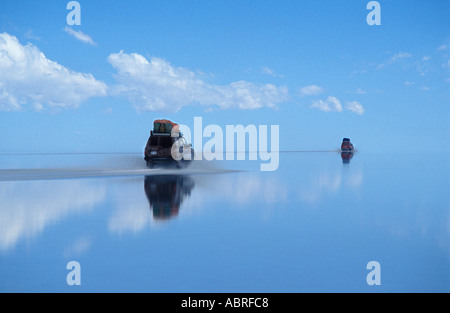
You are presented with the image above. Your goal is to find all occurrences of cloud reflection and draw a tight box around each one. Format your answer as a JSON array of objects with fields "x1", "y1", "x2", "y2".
[
  {"x1": 107, "y1": 172, "x2": 288, "y2": 235},
  {"x1": 298, "y1": 167, "x2": 364, "y2": 204},
  {"x1": 0, "y1": 164, "x2": 361, "y2": 250},
  {"x1": 189, "y1": 173, "x2": 288, "y2": 207},
  {"x1": 0, "y1": 180, "x2": 106, "y2": 251}
]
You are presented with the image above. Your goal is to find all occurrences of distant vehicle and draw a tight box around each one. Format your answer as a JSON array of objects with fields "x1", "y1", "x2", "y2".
[
  {"x1": 144, "y1": 119, "x2": 194, "y2": 168},
  {"x1": 341, "y1": 138, "x2": 354, "y2": 152}
]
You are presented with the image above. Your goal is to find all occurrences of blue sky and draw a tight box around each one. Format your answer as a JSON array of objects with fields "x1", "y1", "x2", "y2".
[{"x1": 0, "y1": 0, "x2": 449, "y2": 154}]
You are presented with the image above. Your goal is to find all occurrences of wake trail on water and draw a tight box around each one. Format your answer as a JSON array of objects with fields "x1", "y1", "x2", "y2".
[{"x1": 0, "y1": 155, "x2": 238, "y2": 182}]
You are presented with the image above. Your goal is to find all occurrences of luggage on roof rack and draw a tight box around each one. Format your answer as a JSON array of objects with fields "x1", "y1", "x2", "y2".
[{"x1": 153, "y1": 119, "x2": 180, "y2": 135}]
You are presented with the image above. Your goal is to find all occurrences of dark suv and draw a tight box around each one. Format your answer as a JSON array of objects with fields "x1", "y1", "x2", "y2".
[
  {"x1": 144, "y1": 120, "x2": 194, "y2": 168},
  {"x1": 341, "y1": 138, "x2": 354, "y2": 151}
]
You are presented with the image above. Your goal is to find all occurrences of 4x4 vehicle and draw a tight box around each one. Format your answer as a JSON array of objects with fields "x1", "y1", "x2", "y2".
[
  {"x1": 341, "y1": 138, "x2": 354, "y2": 151},
  {"x1": 144, "y1": 119, "x2": 194, "y2": 168}
]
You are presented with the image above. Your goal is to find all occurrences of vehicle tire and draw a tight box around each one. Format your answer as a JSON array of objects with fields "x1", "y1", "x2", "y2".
[{"x1": 146, "y1": 160, "x2": 154, "y2": 168}]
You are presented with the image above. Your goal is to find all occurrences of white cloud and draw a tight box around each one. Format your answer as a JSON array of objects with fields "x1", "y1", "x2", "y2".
[
  {"x1": 310, "y1": 99, "x2": 330, "y2": 112},
  {"x1": 0, "y1": 33, "x2": 107, "y2": 111},
  {"x1": 108, "y1": 51, "x2": 289, "y2": 112},
  {"x1": 64, "y1": 26, "x2": 96, "y2": 46},
  {"x1": 390, "y1": 52, "x2": 412, "y2": 62},
  {"x1": 376, "y1": 51, "x2": 412, "y2": 70},
  {"x1": 299, "y1": 85, "x2": 324, "y2": 96},
  {"x1": 0, "y1": 87, "x2": 21, "y2": 111},
  {"x1": 346, "y1": 101, "x2": 365, "y2": 115},
  {"x1": 310, "y1": 96, "x2": 364, "y2": 115},
  {"x1": 261, "y1": 66, "x2": 283, "y2": 77},
  {"x1": 310, "y1": 96, "x2": 343, "y2": 113}
]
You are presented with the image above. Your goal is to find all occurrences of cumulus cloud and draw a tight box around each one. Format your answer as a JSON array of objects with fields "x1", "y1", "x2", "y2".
[
  {"x1": 108, "y1": 51, "x2": 289, "y2": 112},
  {"x1": 299, "y1": 85, "x2": 324, "y2": 96},
  {"x1": 0, "y1": 88, "x2": 21, "y2": 111},
  {"x1": 346, "y1": 101, "x2": 365, "y2": 115},
  {"x1": 0, "y1": 33, "x2": 107, "y2": 111},
  {"x1": 310, "y1": 96, "x2": 343, "y2": 113},
  {"x1": 64, "y1": 26, "x2": 96, "y2": 46}
]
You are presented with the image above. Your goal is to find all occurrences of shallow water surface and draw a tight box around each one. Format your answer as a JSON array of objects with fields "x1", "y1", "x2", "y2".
[{"x1": 0, "y1": 152, "x2": 448, "y2": 292}]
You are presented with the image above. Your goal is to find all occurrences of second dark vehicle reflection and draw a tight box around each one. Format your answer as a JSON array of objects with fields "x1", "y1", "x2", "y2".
[
  {"x1": 341, "y1": 151, "x2": 354, "y2": 164},
  {"x1": 144, "y1": 175, "x2": 195, "y2": 221}
]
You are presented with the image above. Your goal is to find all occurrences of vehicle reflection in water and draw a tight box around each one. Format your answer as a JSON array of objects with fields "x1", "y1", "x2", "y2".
[
  {"x1": 144, "y1": 175, "x2": 195, "y2": 221},
  {"x1": 341, "y1": 151, "x2": 354, "y2": 164}
]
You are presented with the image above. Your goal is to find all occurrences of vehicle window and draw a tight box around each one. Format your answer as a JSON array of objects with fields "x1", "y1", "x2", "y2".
[
  {"x1": 149, "y1": 137, "x2": 158, "y2": 146},
  {"x1": 159, "y1": 136, "x2": 173, "y2": 148}
]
